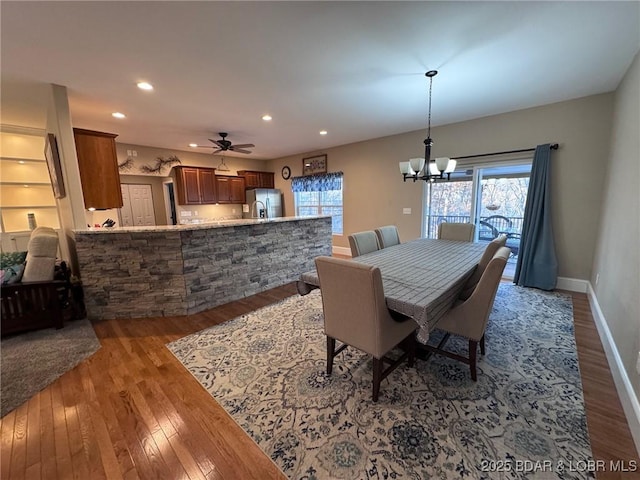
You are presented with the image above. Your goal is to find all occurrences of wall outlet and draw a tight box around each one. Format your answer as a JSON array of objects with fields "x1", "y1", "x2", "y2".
[
  {"x1": 636, "y1": 352, "x2": 640, "y2": 375},
  {"x1": 194, "y1": 210, "x2": 198, "y2": 216},
  {"x1": 403, "y1": 207, "x2": 412, "y2": 215},
  {"x1": 180, "y1": 211, "x2": 192, "y2": 217},
  {"x1": 126, "y1": 149, "x2": 132, "y2": 156},
  {"x1": 132, "y1": 150, "x2": 137, "y2": 157},
  {"x1": 232, "y1": 208, "x2": 237, "y2": 214}
]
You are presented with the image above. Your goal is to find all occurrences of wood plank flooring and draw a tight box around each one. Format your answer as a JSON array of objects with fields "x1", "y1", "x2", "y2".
[{"x1": 1, "y1": 284, "x2": 638, "y2": 479}]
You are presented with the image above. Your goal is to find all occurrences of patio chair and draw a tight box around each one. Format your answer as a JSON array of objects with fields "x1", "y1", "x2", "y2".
[
  {"x1": 424, "y1": 246, "x2": 510, "y2": 381},
  {"x1": 315, "y1": 256, "x2": 417, "y2": 401},
  {"x1": 348, "y1": 231, "x2": 381, "y2": 257}
]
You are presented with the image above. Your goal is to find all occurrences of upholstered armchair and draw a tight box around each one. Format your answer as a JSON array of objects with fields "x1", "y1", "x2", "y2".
[
  {"x1": 1, "y1": 227, "x2": 66, "y2": 336},
  {"x1": 315, "y1": 256, "x2": 417, "y2": 401}
]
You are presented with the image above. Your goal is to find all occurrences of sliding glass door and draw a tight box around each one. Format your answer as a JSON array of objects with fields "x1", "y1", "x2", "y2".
[{"x1": 423, "y1": 160, "x2": 532, "y2": 276}]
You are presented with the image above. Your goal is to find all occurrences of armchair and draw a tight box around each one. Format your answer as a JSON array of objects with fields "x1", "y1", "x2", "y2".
[{"x1": 1, "y1": 227, "x2": 67, "y2": 336}]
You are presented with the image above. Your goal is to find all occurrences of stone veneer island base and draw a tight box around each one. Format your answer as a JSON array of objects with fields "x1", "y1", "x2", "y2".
[{"x1": 74, "y1": 216, "x2": 332, "y2": 320}]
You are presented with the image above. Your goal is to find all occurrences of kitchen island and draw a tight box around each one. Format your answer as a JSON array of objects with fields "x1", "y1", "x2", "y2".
[{"x1": 73, "y1": 216, "x2": 332, "y2": 320}]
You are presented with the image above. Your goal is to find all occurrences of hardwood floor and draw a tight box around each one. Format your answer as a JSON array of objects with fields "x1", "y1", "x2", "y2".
[{"x1": 1, "y1": 284, "x2": 638, "y2": 479}]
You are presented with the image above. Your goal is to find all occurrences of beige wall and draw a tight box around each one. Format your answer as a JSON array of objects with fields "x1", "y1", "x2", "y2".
[
  {"x1": 270, "y1": 93, "x2": 614, "y2": 280},
  {"x1": 591, "y1": 53, "x2": 640, "y2": 411}
]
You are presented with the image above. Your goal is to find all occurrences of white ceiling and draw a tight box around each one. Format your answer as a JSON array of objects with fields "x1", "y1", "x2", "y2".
[{"x1": 2, "y1": 1, "x2": 639, "y2": 160}]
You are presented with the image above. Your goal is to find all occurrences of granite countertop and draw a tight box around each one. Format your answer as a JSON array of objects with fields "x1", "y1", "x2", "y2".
[{"x1": 73, "y1": 215, "x2": 331, "y2": 234}]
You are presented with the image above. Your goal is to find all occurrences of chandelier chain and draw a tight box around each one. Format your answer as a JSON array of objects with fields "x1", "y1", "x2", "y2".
[{"x1": 427, "y1": 75, "x2": 433, "y2": 139}]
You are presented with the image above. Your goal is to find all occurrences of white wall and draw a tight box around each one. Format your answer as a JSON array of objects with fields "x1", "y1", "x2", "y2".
[{"x1": 590, "y1": 51, "x2": 640, "y2": 450}]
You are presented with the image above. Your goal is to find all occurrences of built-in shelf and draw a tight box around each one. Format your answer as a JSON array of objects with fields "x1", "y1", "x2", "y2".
[
  {"x1": 0, "y1": 205, "x2": 57, "y2": 209},
  {"x1": 1, "y1": 157, "x2": 46, "y2": 163},
  {"x1": 0, "y1": 128, "x2": 60, "y2": 233},
  {"x1": 0, "y1": 182, "x2": 53, "y2": 186}
]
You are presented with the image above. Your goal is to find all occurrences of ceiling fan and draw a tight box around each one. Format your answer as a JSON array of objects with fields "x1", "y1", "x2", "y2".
[{"x1": 198, "y1": 132, "x2": 255, "y2": 154}]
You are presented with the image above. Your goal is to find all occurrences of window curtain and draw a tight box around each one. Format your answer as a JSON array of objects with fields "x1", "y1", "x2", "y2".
[
  {"x1": 513, "y1": 144, "x2": 558, "y2": 290},
  {"x1": 291, "y1": 171, "x2": 343, "y2": 192}
]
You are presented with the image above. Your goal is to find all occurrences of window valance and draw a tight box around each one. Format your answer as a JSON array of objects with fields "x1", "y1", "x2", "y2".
[{"x1": 291, "y1": 172, "x2": 343, "y2": 192}]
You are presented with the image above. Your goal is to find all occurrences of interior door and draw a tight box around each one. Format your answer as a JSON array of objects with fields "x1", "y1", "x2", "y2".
[
  {"x1": 129, "y1": 184, "x2": 156, "y2": 226},
  {"x1": 120, "y1": 184, "x2": 155, "y2": 226}
]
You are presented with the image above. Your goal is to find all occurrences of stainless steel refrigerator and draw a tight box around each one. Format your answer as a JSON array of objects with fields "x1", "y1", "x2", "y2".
[{"x1": 243, "y1": 189, "x2": 282, "y2": 219}]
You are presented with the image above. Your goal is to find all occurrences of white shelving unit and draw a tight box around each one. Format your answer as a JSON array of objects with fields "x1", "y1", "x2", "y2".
[{"x1": 0, "y1": 128, "x2": 61, "y2": 233}]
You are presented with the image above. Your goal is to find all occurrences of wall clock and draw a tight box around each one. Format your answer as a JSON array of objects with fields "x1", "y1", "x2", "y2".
[{"x1": 281, "y1": 165, "x2": 291, "y2": 180}]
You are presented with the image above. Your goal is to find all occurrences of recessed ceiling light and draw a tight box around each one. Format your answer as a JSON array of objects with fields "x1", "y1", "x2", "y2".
[
  {"x1": 262, "y1": 114, "x2": 272, "y2": 121},
  {"x1": 137, "y1": 82, "x2": 154, "y2": 91},
  {"x1": 18, "y1": 160, "x2": 25, "y2": 164},
  {"x1": 189, "y1": 143, "x2": 198, "y2": 148},
  {"x1": 319, "y1": 130, "x2": 328, "y2": 135},
  {"x1": 23, "y1": 184, "x2": 29, "y2": 188},
  {"x1": 112, "y1": 112, "x2": 126, "y2": 119}
]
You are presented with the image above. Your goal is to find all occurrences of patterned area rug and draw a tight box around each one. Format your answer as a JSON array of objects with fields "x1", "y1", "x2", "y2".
[{"x1": 168, "y1": 284, "x2": 594, "y2": 479}]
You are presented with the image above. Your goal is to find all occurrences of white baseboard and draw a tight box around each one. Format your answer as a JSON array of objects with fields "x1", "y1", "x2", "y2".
[
  {"x1": 332, "y1": 246, "x2": 352, "y2": 257},
  {"x1": 557, "y1": 276, "x2": 589, "y2": 293},
  {"x1": 587, "y1": 282, "x2": 640, "y2": 456}
]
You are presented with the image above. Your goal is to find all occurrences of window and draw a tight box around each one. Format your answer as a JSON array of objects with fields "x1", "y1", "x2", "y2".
[{"x1": 292, "y1": 172, "x2": 343, "y2": 234}]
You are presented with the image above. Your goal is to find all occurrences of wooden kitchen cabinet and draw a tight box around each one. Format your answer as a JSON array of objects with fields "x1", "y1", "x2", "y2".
[
  {"x1": 73, "y1": 128, "x2": 123, "y2": 209},
  {"x1": 216, "y1": 175, "x2": 246, "y2": 204},
  {"x1": 237, "y1": 170, "x2": 274, "y2": 189},
  {"x1": 174, "y1": 166, "x2": 217, "y2": 205}
]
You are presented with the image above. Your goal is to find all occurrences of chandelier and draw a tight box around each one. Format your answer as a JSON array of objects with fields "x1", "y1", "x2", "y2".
[{"x1": 400, "y1": 70, "x2": 456, "y2": 182}]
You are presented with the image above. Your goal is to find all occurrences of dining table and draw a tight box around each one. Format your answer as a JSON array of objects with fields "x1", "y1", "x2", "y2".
[{"x1": 297, "y1": 238, "x2": 488, "y2": 343}]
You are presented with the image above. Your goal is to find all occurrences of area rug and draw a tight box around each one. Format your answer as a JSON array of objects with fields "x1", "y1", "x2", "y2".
[
  {"x1": 168, "y1": 285, "x2": 594, "y2": 479},
  {"x1": 1, "y1": 319, "x2": 101, "y2": 417}
]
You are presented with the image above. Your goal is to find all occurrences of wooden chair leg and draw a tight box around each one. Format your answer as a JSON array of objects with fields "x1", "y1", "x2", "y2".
[
  {"x1": 326, "y1": 337, "x2": 335, "y2": 375},
  {"x1": 372, "y1": 357, "x2": 383, "y2": 402},
  {"x1": 480, "y1": 335, "x2": 486, "y2": 355},
  {"x1": 469, "y1": 340, "x2": 478, "y2": 381}
]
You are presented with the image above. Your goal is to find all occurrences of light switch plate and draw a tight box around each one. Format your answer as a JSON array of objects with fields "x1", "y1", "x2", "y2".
[{"x1": 403, "y1": 208, "x2": 412, "y2": 215}]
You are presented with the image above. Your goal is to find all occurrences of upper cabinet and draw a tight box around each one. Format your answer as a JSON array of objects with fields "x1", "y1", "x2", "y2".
[
  {"x1": 174, "y1": 166, "x2": 217, "y2": 205},
  {"x1": 237, "y1": 170, "x2": 274, "y2": 189},
  {"x1": 73, "y1": 128, "x2": 123, "y2": 210},
  {"x1": 215, "y1": 175, "x2": 246, "y2": 204}
]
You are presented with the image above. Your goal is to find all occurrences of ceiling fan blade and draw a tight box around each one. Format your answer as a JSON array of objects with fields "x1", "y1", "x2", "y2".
[
  {"x1": 231, "y1": 143, "x2": 255, "y2": 149},
  {"x1": 230, "y1": 148, "x2": 252, "y2": 154},
  {"x1": 208, "y1": 139, "x2": 225, "y2": 147},
  {"x1": 212, "y1": 148, "x2": 223, "y2": 154}
]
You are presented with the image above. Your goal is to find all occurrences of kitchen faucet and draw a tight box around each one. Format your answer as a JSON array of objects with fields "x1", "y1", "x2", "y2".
[{"x1": 250, "y1": 200, "x2": 267, "y2": 219}]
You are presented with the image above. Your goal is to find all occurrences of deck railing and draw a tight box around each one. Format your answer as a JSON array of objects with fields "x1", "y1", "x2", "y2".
[{"x1": 425, "y1": 215, "x2": 524, "y2": 240}]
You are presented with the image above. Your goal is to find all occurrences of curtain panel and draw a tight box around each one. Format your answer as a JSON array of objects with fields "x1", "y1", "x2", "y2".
[
  {"x1": 291, "y1": 172, "x2": 343, "y2": 192},
  {"x1": 513, "y1": 144, "x2": 558, "y2": 290}
]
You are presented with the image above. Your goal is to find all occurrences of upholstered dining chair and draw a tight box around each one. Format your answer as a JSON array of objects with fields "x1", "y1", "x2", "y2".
[
  {"x1": 374, "y1": 225, "x2": 401, "y2": 249},
  {"x1": 425, "y1": 246, "x2": 510, "y2": 381},
  {"x1": 315, "y1": 256, "x2": 417, "y2": 401},
  {"x1": 437, "y1": 222, "x2": 476, "y2": 242},
  {"x1": 348, "y1": 231, "x2": 381, "y2": 257},
  {"x1": 459, "y1": 234, "x2": 507, "y2": 300}
]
